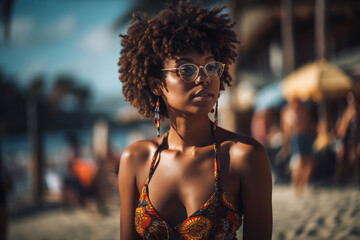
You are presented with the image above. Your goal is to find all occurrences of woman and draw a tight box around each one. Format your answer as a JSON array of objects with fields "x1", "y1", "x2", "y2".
[{"x1": 118, "y1": 1, "x2": 272, "y2": 239}]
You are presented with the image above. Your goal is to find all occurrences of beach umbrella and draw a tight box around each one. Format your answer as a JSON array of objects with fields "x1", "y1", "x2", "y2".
[
  {"x1": 254, "y1": 82, "x2": 286, "y2": 111},
  {"x1": 282, "y1": 60, "x2": 353, "y2": 102}
]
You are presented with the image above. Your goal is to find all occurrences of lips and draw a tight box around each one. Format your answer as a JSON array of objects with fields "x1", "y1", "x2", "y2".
[{"x1": 192, "y1": 90, "x2": 214, "y2": 100}]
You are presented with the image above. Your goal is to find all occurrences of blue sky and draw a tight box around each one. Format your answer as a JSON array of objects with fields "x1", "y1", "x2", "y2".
[{"x1": 0, "y1": 0, "x2": 132, "y2": 103}]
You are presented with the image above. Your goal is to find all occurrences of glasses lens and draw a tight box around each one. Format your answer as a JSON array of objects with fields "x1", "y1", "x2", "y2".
[
  {"x1": 179, "y1": 64, "x2": 198, "y2": 81},
  {"x1": 205, "y1": 62, "x2": 224, "y2": 79}
]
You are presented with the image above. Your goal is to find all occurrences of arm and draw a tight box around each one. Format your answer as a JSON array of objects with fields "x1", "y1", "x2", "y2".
[
  {"x1": 118, "y1": 147, "x2": 142, "y2": 240},
  {"x1": 280, "y1": 109, "x2": 290, "y2": 158},
  {"x1": 238, "y1": 143, "x2": 273, "y2": 240},
  {"x1": 336, "y1": 106, "x2": 354, "y2": 139}
]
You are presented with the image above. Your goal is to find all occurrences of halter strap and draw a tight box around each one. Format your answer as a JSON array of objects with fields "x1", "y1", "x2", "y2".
[
  {"x1": 145, "y1": 122, "x2": 220, "y2": 196},
  {"x1": 145, "y1": 131, "x2": 169, "y2": 185}
]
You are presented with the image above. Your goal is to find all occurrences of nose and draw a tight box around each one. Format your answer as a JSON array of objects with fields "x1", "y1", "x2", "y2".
[{"x1": 194, "y1": 67, "x2": 210, "y2": 85}]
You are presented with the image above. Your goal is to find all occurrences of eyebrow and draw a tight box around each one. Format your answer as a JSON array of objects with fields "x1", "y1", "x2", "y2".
[
  {"x1": 175, "y1": 55, "x2": 215, "y2": 63},
  {"x1": 175, "y1": 57, "x2": 193, "y2": 63}
]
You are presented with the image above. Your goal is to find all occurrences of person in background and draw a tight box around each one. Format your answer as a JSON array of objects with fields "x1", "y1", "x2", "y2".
[
  {"x1": 117, "y1": 1, "x2": 272, "y2": 239},
  {"x1": 62, "y1": 133, "x2": 98, "y2": 210},
  {"x1": 312, "y1": 117, "x2": 336, "y2": 182},
  {"x1": 335, "y1": 92, "x2": 360, "y2": 185},
  {"x1": 281, "y1": 98, "x2": 316, "y2": 195}
]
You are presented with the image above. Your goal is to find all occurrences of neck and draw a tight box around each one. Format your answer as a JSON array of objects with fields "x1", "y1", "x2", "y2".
[{"x1": 166, "y1": 113, "x2": 214, "y2": 150}]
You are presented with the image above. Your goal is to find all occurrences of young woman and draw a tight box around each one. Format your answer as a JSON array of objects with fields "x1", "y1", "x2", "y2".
[{"x1": 118, "y1": 1, "x2": 272, "y2": 239}]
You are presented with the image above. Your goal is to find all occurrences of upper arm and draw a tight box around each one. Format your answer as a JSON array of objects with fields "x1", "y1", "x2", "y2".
[
  {"x1": 236, "y1": 142, "x2": 273, "y2": 240},
  {"x1": 118, "y1": 146, "x2": 143, "y2": 240}
]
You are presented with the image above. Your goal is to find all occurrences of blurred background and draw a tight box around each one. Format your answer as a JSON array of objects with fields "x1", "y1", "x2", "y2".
[{"x1": 1, "y1": 0, "x2": 360, "y2": 239}]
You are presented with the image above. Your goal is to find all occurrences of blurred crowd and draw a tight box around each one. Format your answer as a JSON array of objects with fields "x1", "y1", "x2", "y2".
[
  {"x1": 252, "y1": 92, "x2": 360, "y2": 194},
  {"x1": 61, "y1": 123, "x2": 120, "y2": 215},
  {"x1": 1, "y1": 122, "x2": 121, "y2": 206}
]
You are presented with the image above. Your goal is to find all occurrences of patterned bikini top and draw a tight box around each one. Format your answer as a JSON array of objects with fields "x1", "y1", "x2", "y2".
[{"x1": 135, "y1": 129, "x2": 242, "y2": 239}]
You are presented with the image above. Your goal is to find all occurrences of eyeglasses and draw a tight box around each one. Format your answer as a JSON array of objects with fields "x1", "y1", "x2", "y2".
[{"x1": 161, "y1": 61, "x2": 225, "y2": 82}]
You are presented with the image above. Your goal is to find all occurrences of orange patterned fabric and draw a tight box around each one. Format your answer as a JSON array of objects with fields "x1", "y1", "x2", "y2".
[{"x1": 135, "y1": 125, "x2": 242, "y2": 239}]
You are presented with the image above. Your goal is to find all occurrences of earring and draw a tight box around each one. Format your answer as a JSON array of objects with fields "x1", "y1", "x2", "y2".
[
  {"x1": 154, "y1": 97, "x2": 160, "y2": 137},
  {"x1": 213, "y1": 99, "x2": 218, "y2": 132}
]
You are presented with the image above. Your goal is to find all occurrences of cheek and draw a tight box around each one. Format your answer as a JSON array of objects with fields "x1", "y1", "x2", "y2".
[{"x1": 162, "y1": 76, "x2": 191, "y2": 98}]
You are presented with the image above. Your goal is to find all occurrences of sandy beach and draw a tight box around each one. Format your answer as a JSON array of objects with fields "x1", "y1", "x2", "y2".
[
  {"x1": 271, "y1": 185, "x2": 360, "y2": 240},
  {"x1": 7, "y1": 185, "x2": 360, "y2": 240}
]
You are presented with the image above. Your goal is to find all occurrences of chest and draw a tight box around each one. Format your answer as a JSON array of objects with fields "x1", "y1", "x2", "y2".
[{"x1": 142, "y1": 147, "x2": 240, "y2": 227}]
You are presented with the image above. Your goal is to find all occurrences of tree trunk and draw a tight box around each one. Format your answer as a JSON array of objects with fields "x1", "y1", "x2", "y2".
[{"x1": 281, "y1": 0, "x2": 295, "y2": 74}]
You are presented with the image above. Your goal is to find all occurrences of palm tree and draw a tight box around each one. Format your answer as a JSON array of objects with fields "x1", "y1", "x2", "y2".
[
  {"x1": 50, "y1": 74, "x2": 91, "y2": 111},
  {"x1": 0, "y1": 0, "x2": 16, "y2": 43}
]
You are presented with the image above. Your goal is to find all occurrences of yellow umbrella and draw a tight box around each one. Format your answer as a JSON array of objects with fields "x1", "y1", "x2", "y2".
[{"x1": 282, "y1": 60, "x2": 353, "y2": 102}]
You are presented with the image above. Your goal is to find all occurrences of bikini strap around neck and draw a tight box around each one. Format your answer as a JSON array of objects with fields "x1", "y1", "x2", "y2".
[{"x1": 145, "y1": 132, "x2": 169, "y2": 185}]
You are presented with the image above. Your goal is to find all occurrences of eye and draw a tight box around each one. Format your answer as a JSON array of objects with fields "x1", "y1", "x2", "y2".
[
  {"x1": 180, "y1": 64, "x2": 196, "y2": 76},
  {"x1": 205, "y1": 62, "x2": 218, "y2": 72},
  {"x1": 205, "y1": 62, "x2": 225, "y2": 78}
]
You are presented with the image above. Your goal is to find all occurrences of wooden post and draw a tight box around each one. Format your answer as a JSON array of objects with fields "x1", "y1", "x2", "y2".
[
  {"x1": 27, "y1": 99, "x2": 44, "y2": 206},
  {"x1": 315, "y1": 0, "x2": 327, "y2": 60},
  {"x1": 315, "y1": 0, "x2": 327, "y2": 130},
  {"x1": 224, "y1": 0, "x2": 243, "y2": 133},
  {"x1": 281, "y1": 0, "x2": 295, "y2": 74}
]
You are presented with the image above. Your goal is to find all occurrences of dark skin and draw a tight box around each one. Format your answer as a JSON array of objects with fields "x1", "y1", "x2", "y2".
[{"x1": 118, "y1": 51, "x2": 273, "y2": 239}]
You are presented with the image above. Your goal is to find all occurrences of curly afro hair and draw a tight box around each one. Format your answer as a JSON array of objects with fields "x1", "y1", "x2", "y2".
[{"x1": 118, "y1": 0, "x2": 239, "y2": 119}]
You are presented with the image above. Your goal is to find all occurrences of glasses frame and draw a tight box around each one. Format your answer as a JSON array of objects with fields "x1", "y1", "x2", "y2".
[{"x1": 161, "y1": 61, "x2": 226, "y2": 82}]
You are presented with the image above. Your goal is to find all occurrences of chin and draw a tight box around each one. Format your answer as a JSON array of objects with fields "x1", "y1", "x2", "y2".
[{"x1": 190, "y1": 106, "x2": 215, "y2": 116}]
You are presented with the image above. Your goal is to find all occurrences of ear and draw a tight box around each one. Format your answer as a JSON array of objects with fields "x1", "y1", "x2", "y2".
[{"x1": 148, "y1": 76, "x2": 162, "y2": 96}]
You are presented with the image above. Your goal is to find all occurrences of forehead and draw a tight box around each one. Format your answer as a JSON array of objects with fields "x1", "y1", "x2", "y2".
[{"x1": 164, "y1": 50, "x2": 214, "y2": 65}]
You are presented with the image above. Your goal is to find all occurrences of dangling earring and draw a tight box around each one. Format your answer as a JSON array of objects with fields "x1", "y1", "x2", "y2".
[
  {"x1": 213, "y1": 99, "x2": 218, "y2": 132},
  {"x1": 154, "y1": 97, "x2": 160, "y2": 137}
]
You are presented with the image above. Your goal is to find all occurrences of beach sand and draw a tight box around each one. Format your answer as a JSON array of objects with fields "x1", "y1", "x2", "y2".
[{"x1": 270, "y1": 185, "x2": 360, "y2": 240}]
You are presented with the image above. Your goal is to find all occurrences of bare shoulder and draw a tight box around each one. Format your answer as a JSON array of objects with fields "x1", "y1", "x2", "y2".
[
  {"x1": 216, "y1": 127, "x2": 269, "y2": 171},
  {"x1": 120, "y1": 139, "x2": 156, "y2": 167},
  {"x1": 119, "y1": 137, "x2": 164, "y2": 187}
]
